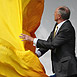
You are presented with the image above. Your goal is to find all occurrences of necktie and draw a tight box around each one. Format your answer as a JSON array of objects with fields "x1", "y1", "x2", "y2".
[{"x1": 54, "y1": 25, "x2": 58, "y2": 37}]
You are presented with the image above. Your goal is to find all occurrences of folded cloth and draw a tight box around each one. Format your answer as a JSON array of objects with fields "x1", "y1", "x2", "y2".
[
  {"x1": 0, "y1": 40, "x2": 48, "y2": 77},
  {"x1": 0, "y1": 0, "x2": 48, "y2": 77}
]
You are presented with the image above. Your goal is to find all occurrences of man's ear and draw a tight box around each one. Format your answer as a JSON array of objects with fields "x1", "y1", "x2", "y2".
[{"x1": 58, "y1": 14, "x2": 61, "y2": 19}]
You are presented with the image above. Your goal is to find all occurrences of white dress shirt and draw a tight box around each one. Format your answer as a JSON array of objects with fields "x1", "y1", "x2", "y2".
[{"x1": 34, "y1": 20, "x2": 67, "y2": 57}]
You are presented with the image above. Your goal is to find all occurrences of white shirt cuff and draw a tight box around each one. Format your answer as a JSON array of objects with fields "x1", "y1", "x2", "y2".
[
  {"x1": 35, "y1": 50, "x2": 41, "y2": 57},
  {"x1": 33, "y1": 38, "x2": 38, "y2": 46}
]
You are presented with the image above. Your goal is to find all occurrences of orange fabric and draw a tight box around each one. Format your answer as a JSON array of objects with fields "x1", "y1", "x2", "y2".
[{"x1": 22, "y1": 0, "x2": 44, "y2": 52}]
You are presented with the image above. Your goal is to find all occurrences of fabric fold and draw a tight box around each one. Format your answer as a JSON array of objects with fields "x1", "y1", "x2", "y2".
[{"x1": 0, "y1": 0, "x2": 48, "y2": 77}]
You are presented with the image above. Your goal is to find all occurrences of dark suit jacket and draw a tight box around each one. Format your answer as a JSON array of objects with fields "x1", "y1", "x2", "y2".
[{"x1": 36, "y1": 20, "x2": 77, "y2": 77}]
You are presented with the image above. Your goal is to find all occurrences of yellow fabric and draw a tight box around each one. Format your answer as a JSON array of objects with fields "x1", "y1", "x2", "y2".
[
  {"x1": 0, "y1": 0, "x2": 48, "y2": 77},
  {"x1": 0, "y1": 0, "x2": 24, "y2": 51}
]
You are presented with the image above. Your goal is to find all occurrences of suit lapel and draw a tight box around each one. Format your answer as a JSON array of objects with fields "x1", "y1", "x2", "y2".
[
  {"x1": 55, "y1": 20, "x2": 69, "y2": 36},
  {"x1": 52, "y1": 20, "x2": 69, "y2": 39}
]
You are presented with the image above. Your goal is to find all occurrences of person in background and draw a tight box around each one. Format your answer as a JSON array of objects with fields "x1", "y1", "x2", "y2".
[{"x1": 19, "y1": 6, "x2": 77, "y2": 77}]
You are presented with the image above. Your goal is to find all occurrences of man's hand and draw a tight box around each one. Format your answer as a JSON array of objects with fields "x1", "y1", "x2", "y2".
[{"x1": 19, "y1": 34, "x2": 34, "y2": 41}]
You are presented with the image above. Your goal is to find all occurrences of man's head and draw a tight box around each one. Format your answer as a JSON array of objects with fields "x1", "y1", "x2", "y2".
[{"x1": 54, "y1": 6, "x2": 70, "y2": 23}]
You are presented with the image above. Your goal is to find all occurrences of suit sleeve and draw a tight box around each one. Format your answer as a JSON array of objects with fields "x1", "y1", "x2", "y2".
[
  {"x1": 36, "y1": 28, "x2": 71, "y2": 50},
  {"x1": 38, "y1": 31, "x2": 53, "y2": 55}
]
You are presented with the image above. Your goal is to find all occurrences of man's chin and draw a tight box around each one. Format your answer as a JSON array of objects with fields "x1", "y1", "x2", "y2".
[{"x1": 54, "y1": 19, "x2": 58, "y2": 22}]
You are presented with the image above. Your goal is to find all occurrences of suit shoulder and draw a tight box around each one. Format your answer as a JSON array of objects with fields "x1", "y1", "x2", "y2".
[{"x1": 63, "y1": 20, "x2": 75, "y2": 30}]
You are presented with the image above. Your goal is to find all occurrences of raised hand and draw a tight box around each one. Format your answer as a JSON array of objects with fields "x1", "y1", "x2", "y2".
[{"x1": 19, "y1": 33, "x2": 34, "y2": 41}]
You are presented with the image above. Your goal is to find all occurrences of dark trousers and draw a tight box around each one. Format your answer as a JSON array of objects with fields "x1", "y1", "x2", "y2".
[
  {"x1": 67, "y1": 74, "x2": 77, "y2": 77},
  {"x1": 50, "y1": 74, "x2": 77, "y2": 77}
]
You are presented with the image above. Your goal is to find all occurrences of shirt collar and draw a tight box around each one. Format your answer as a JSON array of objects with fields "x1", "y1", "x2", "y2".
[{"x1": 57, "y1": 20, "x2": 67, "y2": 29}]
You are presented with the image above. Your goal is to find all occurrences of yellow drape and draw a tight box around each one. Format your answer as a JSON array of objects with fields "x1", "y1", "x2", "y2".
[
  {"x1": 0, "y1": 0, "x2": 48, "y2": 77},
  {"x1": 0, "y1": 0, "x2": 24, "y2": 51}
]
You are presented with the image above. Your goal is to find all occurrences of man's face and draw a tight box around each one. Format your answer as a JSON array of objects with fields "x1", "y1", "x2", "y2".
[
  {"x1": 54, "y1": 8, "x2": 59, "y2": 21},
  {"x1": 54, "y1": 7, "x2": 61, "y2": 22}
]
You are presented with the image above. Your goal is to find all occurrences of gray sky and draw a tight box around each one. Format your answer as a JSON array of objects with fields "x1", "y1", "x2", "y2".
[{"x1": 35, "y1": 0, "x2": 77, "y2": 76}]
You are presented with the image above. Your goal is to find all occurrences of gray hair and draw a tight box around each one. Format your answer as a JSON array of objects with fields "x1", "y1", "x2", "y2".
[{"x1": 58, "y1": 6, "x2": 70, "y2": 20}]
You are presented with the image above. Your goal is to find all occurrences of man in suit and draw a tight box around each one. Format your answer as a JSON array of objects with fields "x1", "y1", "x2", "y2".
[{"x1": 19, "y1": 6, "x2": 77, "y2": 77}]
